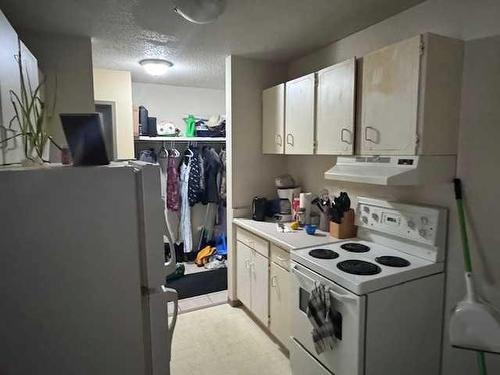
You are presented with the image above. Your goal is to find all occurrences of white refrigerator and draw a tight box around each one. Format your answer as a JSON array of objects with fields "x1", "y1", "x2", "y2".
[{"x1": 0, "y1": 162, "x2": 178, "y2": 375}]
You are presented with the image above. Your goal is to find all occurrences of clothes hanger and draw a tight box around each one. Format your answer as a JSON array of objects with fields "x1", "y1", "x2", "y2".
[
  {"x1": 159, "y1": 144, "x2": 168, "y2": 159},
  {"x1": 185, "y1": 147, "x2": 194, "y2": 158}
]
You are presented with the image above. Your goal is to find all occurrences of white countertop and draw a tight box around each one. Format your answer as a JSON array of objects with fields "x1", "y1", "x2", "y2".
[{"x1": 233, "y1": 218, "x2": 341, "y2": 251}]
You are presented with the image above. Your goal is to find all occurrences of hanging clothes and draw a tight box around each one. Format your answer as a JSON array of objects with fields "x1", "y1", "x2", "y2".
[
  {"x1": 201, "y1": 147, "x2": 221, "y2": 205},
  {"x1": 188, "y1": 147, "x2": 203, "y2": 206},
  {"x1": 218, "y1": 149, "x2": 226, "y2": 205},
  {"x1": 159, "y1": 149, "x2": 180, "y2": 244},
  {"x1": 158, "y1": 148, "x2": 169, "y2": 204},
  {"x1": 179, "y1": 158, "x2": 192, "y2": 253},
  {"x1": 167, "y1": 155, "x2": 180, "y2": 211}
]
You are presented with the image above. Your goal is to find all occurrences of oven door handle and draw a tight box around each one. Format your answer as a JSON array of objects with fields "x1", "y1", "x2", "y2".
[
  {"x1": 291, "y1": 264, "x2": 358, "y2": 303},
  {"x1": 328, "y1": 288, "x2": 357, "y2": 303}
]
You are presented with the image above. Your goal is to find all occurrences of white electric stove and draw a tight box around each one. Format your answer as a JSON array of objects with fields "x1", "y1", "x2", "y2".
[{"x1": 289, "y1": 197, "x2": 448, "y2": 375}]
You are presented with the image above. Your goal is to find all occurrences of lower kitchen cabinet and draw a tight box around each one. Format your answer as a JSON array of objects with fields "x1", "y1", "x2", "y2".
[
  {"x1": 236, "y1": 241, "x2": 252, "y2": 308},
  {"x1": 236, "y1": 240, "x2": 269, "y2": 326},
  {"x1": 235, "y1": 228, "x2": 291, "y2": 348},
  {"x1": 269, "y1": 261, "x2": 291, "y2": 349},
  {"x1": 251, "y1": 249, "x2": 270, "y2": 325}
]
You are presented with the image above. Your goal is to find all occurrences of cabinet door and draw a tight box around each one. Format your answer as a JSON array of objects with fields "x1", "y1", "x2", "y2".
[
  {"x1": 251, "y1": 250, "x2": 269, "y2": 326},
  {"x1": 285, "y1": 73, "x2": 315, "y2": 154},
  {"x1": 262, "y1": 84, "x2": 285, "y2": 154},
  {"x1": 360, "y1": 35, "x2": 421, "y2": 155},
  {"x1": 269, "y1": 262, "x2": 291, "y2": 349},
  {"x1": 0, "y1": 11, "x2": 21, "y2": 165},
  {"x1": 316, "y1": 58, "x2": 356, "y2": 155},
  {"x1": 236, "y1": 241, "x2": 252, "y2": 309}
]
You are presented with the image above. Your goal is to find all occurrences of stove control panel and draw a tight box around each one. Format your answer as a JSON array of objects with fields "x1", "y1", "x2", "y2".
[{"x1": 357, "y1": 200, "x2": 441, "y2": 246}]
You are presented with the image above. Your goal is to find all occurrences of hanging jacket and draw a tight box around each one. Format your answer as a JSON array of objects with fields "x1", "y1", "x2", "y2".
[
  {"x1": 179, "y1": 159, "x2": 192, "y2": 253},
  {"x1": 188, "y1": 147, "x2": 203, "y2": 206},
  {"x1": 167, "y1": 156, "x2": 180, "y2": 211},
  {"x1": 219, "y1": 149, "x2": 226, "y2": 204},
  {"x1": 201, "y1": 147, "x2": 221, "y2": 205}
]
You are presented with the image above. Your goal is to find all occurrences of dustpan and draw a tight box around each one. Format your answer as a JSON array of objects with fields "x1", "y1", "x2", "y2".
[{"x1": 449, "y1": 179, "x2": 500, "y2": 375}]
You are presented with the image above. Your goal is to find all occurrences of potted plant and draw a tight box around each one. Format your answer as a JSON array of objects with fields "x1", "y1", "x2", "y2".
[{"x1": 0, "y1": 40, "x2": 59, "y2": 166}]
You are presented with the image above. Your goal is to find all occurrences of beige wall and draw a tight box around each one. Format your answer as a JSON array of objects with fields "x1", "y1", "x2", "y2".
[
  {"x1": 132, "y1": 82, "x2": 225, "y2": 135},
  {"x1": 284, "y1": 0, "x2": 500, "y2": 373},
  {"x1": 225, "y1": 55, "x2": 288, "y2": 301},
  {"x1": 93, "y1": 69, "x2": 134, "y2": 160},
  {"x1": 20, "y1": 31, "x2": 95, "y2": 154}
]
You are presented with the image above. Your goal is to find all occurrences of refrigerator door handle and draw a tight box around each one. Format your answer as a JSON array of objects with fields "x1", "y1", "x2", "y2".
[
  {"x1": 162, "y1": 286, "x2": 178, "y2": 357},
  {"x1": 164, "y1": 232, "x2": 177, "y2": 278}
]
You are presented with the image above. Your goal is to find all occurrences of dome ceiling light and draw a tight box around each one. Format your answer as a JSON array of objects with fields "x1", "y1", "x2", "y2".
[
  {"x1": 172, "y1": 0, "x2": 225, "y2": 24},
  {"x1": 139, "y1": 59, "x2": 174, "y2": 76}
]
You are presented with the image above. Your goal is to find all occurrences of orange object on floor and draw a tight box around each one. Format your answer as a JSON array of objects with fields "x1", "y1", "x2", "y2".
[{"x1": 195, "y1": 246, "x2": 216, "y2": 267}]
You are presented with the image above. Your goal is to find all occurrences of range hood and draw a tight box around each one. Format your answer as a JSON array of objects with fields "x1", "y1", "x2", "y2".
[{"x1": 324, "y1": 156, "x2": 456, "y2": 186}]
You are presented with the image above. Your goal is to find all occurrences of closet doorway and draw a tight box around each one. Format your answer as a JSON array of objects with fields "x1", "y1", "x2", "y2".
[
  {"x1": 95, "y1": 101, "x2": 117, "y2": 161},
  {"x1": 135, "y1": 136, "x2": 227, "y2": 313}
]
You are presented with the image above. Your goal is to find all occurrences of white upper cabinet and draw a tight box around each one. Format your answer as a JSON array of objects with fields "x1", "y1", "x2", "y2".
[
  {"x1": 360, "y1": 34, "x2": 463, "y2": 155},
  {"x1": 316, "y1": 58, "x2": 356, "y2": 155},
  {"x1": 285, "y1": 73, "x2": 315, "y2": 154},
  {"x1": 20, "y1": 41, "x2": 39, "y2": 91},
  {"x1": 360, "y1": 36, "x2": 421, "y2": 155},
  {"x1": 262, "y1": 83, "x2": 285, "y2": 154},
  {"x1": 0, "y1": 10, "x2": 22, "y2": 165}
]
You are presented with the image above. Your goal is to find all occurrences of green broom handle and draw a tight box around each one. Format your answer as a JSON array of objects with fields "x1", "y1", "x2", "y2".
[
  {"x1": 453, "y1": 178, "x2": 487, "y2": 375},
  {"x1": 454, "y1": 179, "x2": 473, "y2": 273}
]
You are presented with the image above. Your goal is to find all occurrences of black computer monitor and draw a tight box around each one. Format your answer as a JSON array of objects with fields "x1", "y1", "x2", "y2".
[{"x1": 60, "y1": 113, "x2": 110, "y2": 166}]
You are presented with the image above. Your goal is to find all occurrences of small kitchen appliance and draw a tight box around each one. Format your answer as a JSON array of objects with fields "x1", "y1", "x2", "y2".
[
  {"x1": 290, "y1": 197, "x2": 448, "y2": 375},
  {"x1": 252, "y1": 197, "x2": 267, "y2": 221}
]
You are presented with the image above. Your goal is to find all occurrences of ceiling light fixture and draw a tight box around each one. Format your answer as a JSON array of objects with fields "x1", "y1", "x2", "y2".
[
  {"x1": 139, "y1": 59, "x2": 173, "y2": 76},
  {"x1": 172, "y1": 0, "x2": 225, "y2": 24}
]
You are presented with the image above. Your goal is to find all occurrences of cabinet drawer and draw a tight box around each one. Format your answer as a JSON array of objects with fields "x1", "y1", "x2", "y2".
[
  {"x1": 236, "y1": 227, "x2": 269, "y2": 257},
  {"x1": 270, "y1": 244, "x2": 290, "y2": 270}
]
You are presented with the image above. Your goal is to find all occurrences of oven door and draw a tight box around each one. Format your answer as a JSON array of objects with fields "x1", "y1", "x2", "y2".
[{"x1": 290, "y1": 262, "x2": 366, "y2": 375}]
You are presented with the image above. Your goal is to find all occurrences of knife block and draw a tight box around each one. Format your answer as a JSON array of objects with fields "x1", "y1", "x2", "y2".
[{"x1": 329, "y1": 209, "x2": 357, "y2": 239}]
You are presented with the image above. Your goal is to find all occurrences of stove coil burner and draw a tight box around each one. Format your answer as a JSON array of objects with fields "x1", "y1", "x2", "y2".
[
  {"x1": 340, "y1": 242, "x2": 370, "y2": 253},
  {"x1": 375, "y1": 256, "x2": 410, "y2": 268},
  {"x1": 308, "y1": 249, "x2": 339, "y2": 260},
  {"x1": 337, "y1": 260, "x2": 381, "y2": 275}
]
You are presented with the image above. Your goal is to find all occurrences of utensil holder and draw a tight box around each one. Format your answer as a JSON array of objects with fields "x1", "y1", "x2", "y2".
[{"x1": 329, "y1": 209, "x2": 357, "y2": 239}]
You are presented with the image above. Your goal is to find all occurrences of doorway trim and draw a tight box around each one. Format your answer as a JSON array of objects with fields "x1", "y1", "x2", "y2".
[{"x1": 95, "y1": 100, "x2": 118, "y2": 160}]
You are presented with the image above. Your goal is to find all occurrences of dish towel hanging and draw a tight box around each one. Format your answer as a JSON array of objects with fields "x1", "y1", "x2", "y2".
[
  {"x1": 179, "y1": 160, "x2": 192, "y2": 253},
  {"x1": 307, "y1": 283, "x2": 336, "y2": 354}
]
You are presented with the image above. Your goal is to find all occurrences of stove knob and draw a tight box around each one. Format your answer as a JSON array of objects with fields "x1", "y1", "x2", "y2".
[
  {"x1": 372, "y1": 213, "x2": 379, "y2": 222},
  {"x1": 419, "y1": 229, "x2": 427, "y2": 238},
  {"x1": 407, "y1": 220, "x2": 416, "y2": 230},
  {"x1": 363, "y1": 206, "x2": 370, "y2": 214},
  {"x1": 362, "y1": 216, "x2": 369, "y2": 224},
  {"x1": 421, "y1": 216, "x2": 429, "y2": 225}
]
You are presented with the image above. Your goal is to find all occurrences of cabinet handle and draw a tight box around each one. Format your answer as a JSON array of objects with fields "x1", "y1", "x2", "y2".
[
  {"x1": 271, "y1": 276, "x2": 277, "y2": 288},
  {"x1": 364, "y1": 126, "x2": 378, "y2": 143},
  {"x1": 276, "y1": 255, "x2": 287, "y2": 262},
  {"x1": 275, "y1": 134, "x2": 282, "y2": 146},
  {"x1": 341, "y1": 128, "x2": 351, "y2": 144},
  {"x1": 286, "y1": 133, "x2": 294, "y2": 146},
  {"x1": 245, "y1": 259, "x2": 251, "y2": 269}
]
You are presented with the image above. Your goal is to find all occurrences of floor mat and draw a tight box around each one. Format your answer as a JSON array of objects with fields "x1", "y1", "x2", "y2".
[{"x1": 167, "y1": 267, "x2": 227, "y2": 300}]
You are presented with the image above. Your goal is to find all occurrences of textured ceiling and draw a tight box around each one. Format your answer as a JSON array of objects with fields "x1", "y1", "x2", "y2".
[{"x1": 0, "y1": 0, "x2": 424, "y2": 89}]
